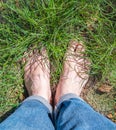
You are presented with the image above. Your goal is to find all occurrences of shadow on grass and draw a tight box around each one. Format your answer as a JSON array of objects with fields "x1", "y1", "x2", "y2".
[
  {"x1": 0, "y1": 107, "x2": 17, "y2": 123},
  {"x1": 0, "y1": 84, "x2": 28, "y2": 123}
]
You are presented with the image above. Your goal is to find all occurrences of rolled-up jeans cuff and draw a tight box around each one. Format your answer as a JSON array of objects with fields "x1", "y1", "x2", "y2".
[
  {"x1": 56, "y1": 93, "x2": 84, "y2": 108},
  {"x1": 23, "y1": 95, "x2": 52, "y2": 114}
]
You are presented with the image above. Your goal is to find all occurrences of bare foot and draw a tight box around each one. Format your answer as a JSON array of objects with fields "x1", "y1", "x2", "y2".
[
  {"x1": 55, "y1": 41, "x2": 90, "y2": 104},
  {"x1": 24, "y1": 48, "x2": 51, "y2": 103}
]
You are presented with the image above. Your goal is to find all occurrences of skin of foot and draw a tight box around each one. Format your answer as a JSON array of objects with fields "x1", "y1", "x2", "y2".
[
  {"x1": 24, "y1": 48, "x2": 51, "y2": 103},
  {"x1": 55, "y1": 41, "x2": 90, "y2": 104}
]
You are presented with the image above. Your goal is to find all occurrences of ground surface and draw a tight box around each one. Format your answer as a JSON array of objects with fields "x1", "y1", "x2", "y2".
[{"x1": 0, "y1": 0, "x2": 116, "y2": 122}]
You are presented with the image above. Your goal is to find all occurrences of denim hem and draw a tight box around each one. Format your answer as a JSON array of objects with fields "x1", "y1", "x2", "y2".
[
  {"x1": 55, "y1": 93, "x2": 84, "y2": 109},
  {"x1": 23, "y1": 95, "x2": 52, "y2": 114}
]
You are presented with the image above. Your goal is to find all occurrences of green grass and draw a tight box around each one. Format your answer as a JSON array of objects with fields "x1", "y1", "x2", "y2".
[{"x1": 0, "y1": 0, "x2": 116, "y2": 122}]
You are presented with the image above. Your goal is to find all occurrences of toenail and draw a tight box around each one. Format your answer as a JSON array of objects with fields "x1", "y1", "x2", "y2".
[{"x1": 74, "y1": 44, "x2": 83, "y2": 52}]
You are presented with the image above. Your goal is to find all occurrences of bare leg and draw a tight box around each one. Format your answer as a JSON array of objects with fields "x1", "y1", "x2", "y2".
[
  {"x1": 55, "y1": 41, "x2": 90, "y2": 104},
  {"x1": 24, "y1": 48, "x2": 51, "y2": 102}
]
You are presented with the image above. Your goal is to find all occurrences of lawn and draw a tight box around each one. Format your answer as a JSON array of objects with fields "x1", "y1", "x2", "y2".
[{"x1": 0, "y1": 0, "x2": 116, "y2": 122}]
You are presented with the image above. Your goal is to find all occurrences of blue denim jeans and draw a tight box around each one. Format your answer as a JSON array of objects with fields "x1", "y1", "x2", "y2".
[{"x1": 0, "y1": 94, "x2": 116, "y2": 130}]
